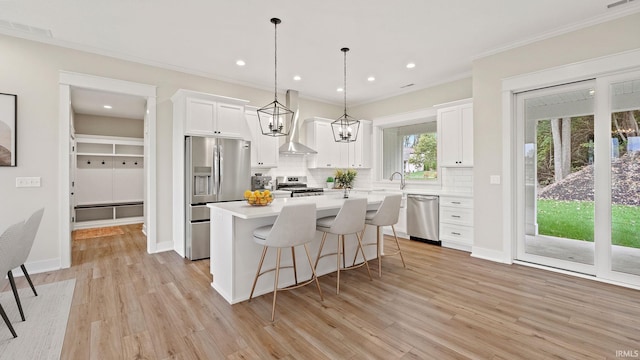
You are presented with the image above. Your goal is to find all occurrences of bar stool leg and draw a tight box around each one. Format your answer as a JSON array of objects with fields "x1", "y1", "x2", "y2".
[
  {"x1": 271, "y1": 248, "x2": 282, "y2": 321},
  {"x1": 355, "y1": 232, "x2": 373, "y2": 281},
  {"x1": 314, "y1": 232, "x2": 328, "y2": 270},
  {"x1": 336, "y1": 235, "x2": 342, "y2": 294},
  {"x1": 303, "y1": 244, "x2": 324, "y2": 301},
  {"x1": 291, "y1": 247, "x2": 298, "y2": 285},
  {"x1": 249, "y1": 247, "x2": 268, "y2": 301},
  {"x1": 352, "y1": 226, "x2": 367, "y2": 266},
  {"x1": 391, "y1": 225, "x2": 406, "y2": 268},
  {"x1": 377, "y1": 226, "x2": 382, "y2": 277},
  {"x1": 8, "y1": 271, "x2": 25, "y2": 321}
]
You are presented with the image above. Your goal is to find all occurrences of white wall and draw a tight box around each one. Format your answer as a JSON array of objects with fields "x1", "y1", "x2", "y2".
[
  {"x1": 0, "y1": 33, "x2": 340, "y2": 270},
  {"x1": 74, "y1": 114, "x2": 143, "y2": 138},
  {"x1": 352, "y1": 77, "x2": 472, "y2": 120},
  {"x1": 471, "y1": 12, "x2": 640, "y2": 260}
]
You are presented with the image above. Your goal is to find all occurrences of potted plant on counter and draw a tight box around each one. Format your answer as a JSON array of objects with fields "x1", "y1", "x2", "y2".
[
  {"x1": 326, "y1": 176, "x2": 335, "y2": 189},
  {"x1": 334, "y1": 169, "x2": 357, "y2": 198}
]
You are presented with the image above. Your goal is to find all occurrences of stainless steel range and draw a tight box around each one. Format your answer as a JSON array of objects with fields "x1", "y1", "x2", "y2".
[{"x1": 275, "y1": 176, "x2": 324, "y2": 197}]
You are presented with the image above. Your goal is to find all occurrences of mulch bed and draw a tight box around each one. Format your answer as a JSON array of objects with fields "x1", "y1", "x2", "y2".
[{"x1": 538, "y1": 152, "x2": 640, "y2": 206}]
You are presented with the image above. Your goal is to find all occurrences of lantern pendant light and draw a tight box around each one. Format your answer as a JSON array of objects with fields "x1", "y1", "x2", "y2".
[
  {"x1": 331, "y1": 47, "x2": 360, "y2": 143},
  {"x1": 257, "y1": 18, "x2": 294, "y2": 137}
]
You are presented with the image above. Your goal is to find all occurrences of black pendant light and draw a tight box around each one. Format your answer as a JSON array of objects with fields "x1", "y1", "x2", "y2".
[
  {"x1": 331, "y1": 47, "x2": 360, "y2": 143},
  {"x1": 257, "y1": 18, "x2": 293, "y2": 137}
]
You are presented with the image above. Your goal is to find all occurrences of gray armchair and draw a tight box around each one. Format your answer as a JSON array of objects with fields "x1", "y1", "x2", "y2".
[{"x1": 0, "y1": 221, "x2": 25, "y2": 338}]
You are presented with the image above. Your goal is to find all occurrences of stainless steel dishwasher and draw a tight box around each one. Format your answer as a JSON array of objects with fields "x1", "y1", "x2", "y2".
[{"x1": 407, "y1": 194, "x2": 440, "y2": 244}]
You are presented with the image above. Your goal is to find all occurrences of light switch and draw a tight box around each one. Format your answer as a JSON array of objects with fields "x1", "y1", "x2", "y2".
[
  {"x1": 16, "y1": 177, "x2": 41, "y2": 188},
  {"x1": 489, "y1": 175, "x2": 501, "y2": 185}
]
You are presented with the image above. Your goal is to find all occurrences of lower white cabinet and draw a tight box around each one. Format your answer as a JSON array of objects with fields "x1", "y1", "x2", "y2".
[{"x1": 439, "y1": 195, "x2": 473, "y2": 251}]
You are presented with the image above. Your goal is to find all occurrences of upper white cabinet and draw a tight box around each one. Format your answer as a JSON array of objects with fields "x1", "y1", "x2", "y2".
[
  {"x1": 245, "y1": 108, "x2": 278, "y2": 168},
  {"x1": 305, "y1": 117, "x2": 371, "y2": 169},
  {"x1": 348, "y1": 120, "x2": 372, "y2": 169},
  {"x1": 438, "y1": 102, "x2": 473, "y2": 167},
  {"x1": 172, "y1": 89, "x2": 249, "y2": 138}
]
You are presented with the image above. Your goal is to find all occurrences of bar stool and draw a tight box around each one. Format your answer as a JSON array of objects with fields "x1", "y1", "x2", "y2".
[
  {"x1": 356, "y1": 194, "x2": 406, "y2": 277},
  {"x1": 315, "y1": 198, "x2": 371, "y2": 294},
  {"x1": 249, "y1": 203, "x2": 323, "y2": 321}
]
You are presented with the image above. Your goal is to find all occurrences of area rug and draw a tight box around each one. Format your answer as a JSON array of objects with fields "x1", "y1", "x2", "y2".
[
  {"x1": 0, "y1": 279, "x2": 75, "y2": 360},
  {"x1": 73, "y1": 226, "x2": 124, "y2": 240}
]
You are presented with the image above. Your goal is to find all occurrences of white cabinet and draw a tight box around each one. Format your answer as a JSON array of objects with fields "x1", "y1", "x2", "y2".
[
  {"x1": 172, "y1": 89, "x2": 249, "y2": 137},
  {"x1": 347, "y1": 120, "x2": 372, "y2": 169},
  {"x1": 74, "y1": 135, "x2": 144, "y2": 229},
  {"x1": 439, "y1": 196, "x2": 474, "y2": 251},
  {"x1": 245, "y1": 109, "x2": 278, "y2": 168},
  {"x1": 305, "y1": 118, "x2": 371, "y2": 169},
  {"x1": 439, "y1": 102, "x2": 473, "y2": 167}
]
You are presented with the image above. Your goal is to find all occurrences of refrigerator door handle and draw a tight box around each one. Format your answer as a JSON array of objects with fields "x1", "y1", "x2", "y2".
[
  {"x1": 217, "y1": 144, "x2": 223, "y2": 195},
  {"x1": 212, "y1": 143, "x2": 219, "y2": 196}
]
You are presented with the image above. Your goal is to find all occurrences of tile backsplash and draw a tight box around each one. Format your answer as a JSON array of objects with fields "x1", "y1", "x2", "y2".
[
  {"x1": 441, "y1": 167, "x2": 473, "y2": 193},
  {"x1": 254, "y1": 155, "x2": 472, "y2": 193}
]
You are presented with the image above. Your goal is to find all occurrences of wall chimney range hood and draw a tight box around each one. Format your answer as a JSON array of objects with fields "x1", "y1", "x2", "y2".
[{"x1": 279, "y1": 90, "x2": 317, "y2": 155}]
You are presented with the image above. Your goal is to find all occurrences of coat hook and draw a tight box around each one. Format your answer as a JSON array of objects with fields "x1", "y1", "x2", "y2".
[
  {"x1": 101, "y1": 161, "x2": 105, "y2": 165},
  {"x1": 122, "y1": 161, "x2": 126, "y2": 165},
  {"x1": 87, "y1": 160, "x2": 91, "y2": 164},
  {"x1": 134, "y1": 161, "x2": 138, "y2": 165}
]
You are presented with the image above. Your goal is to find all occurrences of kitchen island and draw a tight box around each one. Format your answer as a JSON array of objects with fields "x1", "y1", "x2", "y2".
[{"x1": 207, "y1": 194, "x2": 385, "y2": 304}]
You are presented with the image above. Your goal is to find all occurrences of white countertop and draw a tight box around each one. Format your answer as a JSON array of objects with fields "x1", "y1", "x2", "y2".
[{"x1": 208, "y1": 193, "x2": 385, "y2": 220}]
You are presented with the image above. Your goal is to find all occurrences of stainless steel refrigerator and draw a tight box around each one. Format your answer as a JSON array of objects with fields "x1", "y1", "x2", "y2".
[{"x1": 185, "y1": 136, "x2": 251, "y2": 260}]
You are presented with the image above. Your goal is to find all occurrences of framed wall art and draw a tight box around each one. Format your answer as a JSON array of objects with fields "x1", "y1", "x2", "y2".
[{"x1": 0, "y1": 93, "x2": 17, "y2": 167}]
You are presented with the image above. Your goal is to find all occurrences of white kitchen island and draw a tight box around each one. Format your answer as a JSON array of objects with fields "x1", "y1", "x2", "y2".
[{"x1": 207, "y1": 194, "x2": 384, "y2": 304}]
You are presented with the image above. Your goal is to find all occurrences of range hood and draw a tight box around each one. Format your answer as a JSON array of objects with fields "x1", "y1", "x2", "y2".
[{"x1": 279, "y1": 90, "x2": 317, "y2": 155}]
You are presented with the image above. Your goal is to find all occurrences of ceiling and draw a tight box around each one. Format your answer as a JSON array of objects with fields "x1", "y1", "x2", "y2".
[
  {"x1": 2, "y1": 0, "x2": 640, "y2": 109},
  {"x1": 70, "y1": 87, "x2": 146, "y2": 119}
]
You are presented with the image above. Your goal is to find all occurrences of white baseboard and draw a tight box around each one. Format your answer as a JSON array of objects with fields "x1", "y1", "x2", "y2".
[
  {"x1": 153, "y1": 241, "x2": 175, "y2": 253},
  {"x1": 11, "y1": 258, "x2": 61, "y2": 277},
  {"x1": 442, "y1": 241, "x2": 472, "y2": 252},
  {"x1": 471, "y1": 246, "x2": 512, "y2": 264}
]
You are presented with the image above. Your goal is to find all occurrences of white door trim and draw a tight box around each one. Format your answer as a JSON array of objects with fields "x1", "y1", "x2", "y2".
[
  {"x1": 501, "y1": 48, "x2": 640, "y2": 287},
  {"x1": 58, "y1": 71, "x2": 157, "y2": 268}
]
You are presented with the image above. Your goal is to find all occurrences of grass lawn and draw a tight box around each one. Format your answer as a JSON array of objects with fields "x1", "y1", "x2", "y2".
[
  {"x1": 405, "y1": 170, "x2": 437, "y2": 180},
  {"x1": 537, "y1": 199, "x2": 640, "y2": 248}
]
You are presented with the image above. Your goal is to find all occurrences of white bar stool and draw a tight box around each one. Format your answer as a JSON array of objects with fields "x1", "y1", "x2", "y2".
[
  {"x1": 249, "y1": 203, "x2": 323, "y2": 321},
  {"x1": 356, "y1": 194, "x2": 406, "y2": 277},
  {"x1": 314, "y1": 198, "x2": 372, "y2": 294}
]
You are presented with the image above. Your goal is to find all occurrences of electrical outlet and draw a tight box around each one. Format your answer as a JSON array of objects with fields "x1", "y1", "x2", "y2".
[
  {"x1": 489, "y1": 175, "x2": 501, "y2": 185},
  {"x1": 16, "y1": 177, "x2": 41, "y2": 188}
]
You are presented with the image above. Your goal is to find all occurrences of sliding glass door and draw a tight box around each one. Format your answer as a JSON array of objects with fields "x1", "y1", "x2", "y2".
[
  {"x1": 516, "y1": 70, "x2": 640, "y2": 287},
  {"x1": 516, "y1": 81, "x2": 596, "y2": 274},
  {"x1": 601, "y1": 72, "x2": 640, "y2": 284}
]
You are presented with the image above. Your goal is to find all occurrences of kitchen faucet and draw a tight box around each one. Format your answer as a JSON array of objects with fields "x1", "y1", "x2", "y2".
[{"x1": 389, "y1": 171, "x2": 405, "y2": 190}]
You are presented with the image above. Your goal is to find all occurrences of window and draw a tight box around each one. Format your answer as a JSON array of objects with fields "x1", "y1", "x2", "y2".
[{"x1": 382, "y1": 119, "x2": 437, "y2": 181}]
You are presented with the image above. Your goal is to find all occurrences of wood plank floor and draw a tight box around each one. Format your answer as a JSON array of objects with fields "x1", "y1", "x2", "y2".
[{"x1": 5, "y1": 224, "x2": 640, "y2": 359}]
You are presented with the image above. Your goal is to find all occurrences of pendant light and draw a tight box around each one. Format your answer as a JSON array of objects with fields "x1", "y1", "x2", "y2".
[
  {"x1": 257, "y1": 18, "x2": 293, "y2": 137},
  {"x1": 331, "y1": 47, "x2": 360, "y2": 143}
]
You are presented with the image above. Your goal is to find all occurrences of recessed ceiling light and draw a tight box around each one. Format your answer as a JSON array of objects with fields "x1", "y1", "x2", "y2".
[
  {"x1": 406, "y1": 62, "x2": 416, "y2": 69},
  {"x1": 337, "y1": 87, "x2": 344, "y2": 92},
  {"x1": 367, "y1": 76, "x2": 376, "y2": 82},
  {"x1": 103, "y1": 105, "x2": 112, "y2": 109},
  {"x1": 293, "y1": 75, "x2": 301, "y2": 81},
  {"x1": 236, "y1": 59, "x2": 246, "y2": 66}
]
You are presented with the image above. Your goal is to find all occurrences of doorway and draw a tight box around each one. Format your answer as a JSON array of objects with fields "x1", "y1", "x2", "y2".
[
  {"x1": 58, "y1": 72, "x2": 157, "y2": 268},
  {"x1": 514, "y1": 72, "x2": 640, "y2": 286}
]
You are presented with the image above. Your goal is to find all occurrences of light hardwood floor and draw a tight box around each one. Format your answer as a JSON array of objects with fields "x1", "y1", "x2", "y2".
[{"x1": 4, "y1": 224, "x2": 640, "y2": 359}]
